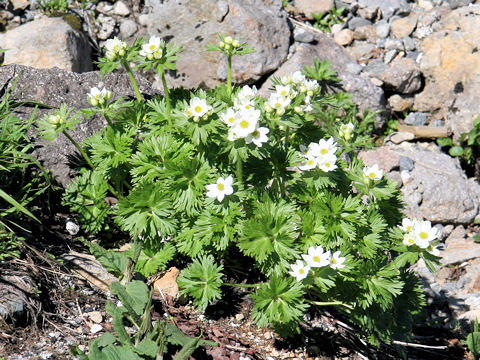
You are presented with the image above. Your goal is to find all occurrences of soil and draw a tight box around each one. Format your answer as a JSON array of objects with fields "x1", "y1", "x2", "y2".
[{"x1": 0, "y1": 210, "x2": 471, "y2": 360}]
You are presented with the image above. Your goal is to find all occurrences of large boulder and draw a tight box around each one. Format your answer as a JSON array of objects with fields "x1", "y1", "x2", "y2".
[
  {"x1": 260, "y1": 33, "x2": 387, "y2": 126},
  {"x1": 0, "y1": 65, "x2": 158, "y2": 187},
  {"x1": 0, "y1": 16, "x2": 92, "y2": 72},
  {"x1": 414, "y1": 5, "x2": 480, "y2": 140},
  {"x1": 142, "y1": 0, "x2": 290, "y2": 89}
]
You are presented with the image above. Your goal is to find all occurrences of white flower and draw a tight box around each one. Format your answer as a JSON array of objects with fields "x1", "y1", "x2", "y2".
[
  {"x1": 317, "y1": 137, "x2": 337, "y2": 157},
  {"x1": 402, "y1": 232, "x2": 416, "y2": 246},
  {"x1": 245, "y1": 126, "x2": 269, "y2": 147},
  {"x1": 186, "y1": 97, "x2": 212, "y2": 118},
  {"x1": 413, "y1": 220, "x2": 438, "y2": 248},
  {"x1": 339, "y1": 122, "x2": 354, "y2": 141},
  {"x1": 363, "y1": 164, "x2": 383, "y2": 181},
  {"x1": 291, "y1": 70, "x2": 306, "y2": 85},
  {"x1": 329, "y1": 251, "x2": 346, "y2": 269},
  {"x1": 299, "y1": 157, "x2": 317, "y2": 171},
  {"x1": 231, "y1": 108, "x2": 260, "y2": 138},
  {"x1": 139, "y1": 36, "x2": 163, "y2": 59},
  {"x1": 427, "y1": 244, "x2": 441, "y2": 256},
  {"x1": 104, "y1": 37, "x2": 127, "y2": 60},
  {"x1": 220, "y1": 107, "x2": 237, "y2": 127},
  {"x1": 302, "y1": 246, "x2": 330, "y2": 268},
  {"x1": 275, "y1": 84, "x2": 292, "y2": 98},
  {"x1": 237, "y1": 85, "x2": 257, "y2": 102},
  {"x1": 300, "y1": 143, "x2": 320, "y2": 159},
  {"x1": 234, "y1": 98, "x2": 256, "y2": 111},
  {"x1": 205, "y1": 176, "x2": 234, "y2": 202},
  {"x1": 302, "y1": 79, "x2": 319, "y2": 96},
  {"x1": 87, "y1": 87, "x2": 111, "y2": 106},
  {"x1": 399, "y1": 218, "x2": 417, "y2": 233},
  {"x1": 317, "y1": 154, "x2": 338, "y2": 172},
  {"x1": 267, "y1": 93, "x2": 291, "y2": 111},
  {"x1": 288, "y1": 260, "x2": 310, "y2": 281}
]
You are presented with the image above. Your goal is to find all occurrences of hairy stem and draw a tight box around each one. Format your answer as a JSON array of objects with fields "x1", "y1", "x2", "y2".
[
  {"x1": 222, "y1": 282, "x2": 262, "y2": 288},
  {"x1": 160, "y1": 69, "x2": 172, "y2": 126},
  {"x1": 227, "y1": 55, "x2": 232, "y2": 98},
  {"x1": 307, "y1": 299, "x2": 353, "y2": 310},
  {"x1": 123, "y1": 237, "x2": 144, "y2": 284},
  {"x1": 236, "y1": 155, "x2": 243, "y2": 184},
  {"x1": 123, "y1": 60, "x2": 143, "y2": 102}
]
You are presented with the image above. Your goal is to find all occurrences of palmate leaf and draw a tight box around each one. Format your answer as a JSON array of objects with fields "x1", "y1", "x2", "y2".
[
  {"x1": 177, "y1": 255, "x2": 223, "y2": 311},
  {"x1": 134, "y1": 243, "x2": 176, "y2": 277},
  {"x1": 115, "y1": 182, "x2": 177, "y2": 238},
  {"x1": 62, "y1": 169, "x2": 111, "y2": 233},
  {"x1": 251, "y1": 276, "x2": 308, "y2": 334},
  {"x1": 238, "y1": 196, "x2": 299, "y2": 274}
]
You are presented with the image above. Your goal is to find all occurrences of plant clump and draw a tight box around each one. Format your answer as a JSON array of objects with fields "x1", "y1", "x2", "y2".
[{"x1": 37, "y1": 33, "x2": 441, "y2": 354}]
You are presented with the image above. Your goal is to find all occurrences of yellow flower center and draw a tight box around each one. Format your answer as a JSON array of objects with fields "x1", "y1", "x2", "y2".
[
  {"x1": 408, "y1": 238, "x2": 415, "y2": 244},
  {"x1": 252, "y1": 130, "x2": 259, "y2": 137},
  {"x1": 240, "y1": 120, "x2": 249, "y2": 128},
  {"x1": 299, "y1": 269, "x2": 305, "y2": 274},
  {"x1": 325, "y1": 162, "x2": 331, "y2": 167},
  {"x1": 420, "y1": 232, "x2": 428, "y2": 239},
  {"x1": 194, "y1": 106, "x2": 203, "y2": 113},
  {"x1": 321, "y1": 149, "x2": 328, "y2": 154},
  {"x1": 149, "y1": 44, "x2": 156, "y2": 51},
  {"x1": 245, "y1": 104, "x2": 251, "y2": 109},
  {"x1": 228, "y1": 117, "x2": 235, "y2": 123},
  {"x1": 307, "y1": 159, "x2": 314, "y2": 165},
  {"x1": 281, "y1": 90, "x2": 287, "y2": 96},
  {"x1": 369, "y1": 172, "x2": 376, "y2": 178},
  {"x1": 331, "y1": 258, "x2": 337, "y2": 264},
  {"x1": 313, "y1": 256, "x2": 320, "y2": 262},
  {"x1": 217, "y1": 183, "x2": 225, "y2": 191}
]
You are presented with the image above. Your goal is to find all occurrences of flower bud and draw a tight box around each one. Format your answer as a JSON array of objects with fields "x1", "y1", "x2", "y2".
[
  {"x1": 276, "y1": 108, "x2": 285, "y2": 116},
  {"x1": 49, "y1": 114, "x2": 64, "y2": 128},
  {"x1": 202, "y1": 114, "x2": 208, "y2": 121},
  {"x1": 106, "y1": 51, "x2": 116, "y2": 61},
  {"x1": 264, "y1": 104, "x2": 273, "y2": 113},
  {"x1": 219, "y1": 41, "x2": 225, "y2": 48},
  {"x1": 294, "y1": 106, "x2": 303, "y2": 114},
  {"x1": 147, "y1": 53, "x2": 154, "y2": 60},
  {"x1": 118, "y1": 49, "x2": 126, "y2": 57},
  {"x1": 193, "y1": 116, "x2": 200, "y2": 123},
  {"x1": 307, "y1": 90, "x2": 314, "y2": 97},
  {"x1": 232, "y1": 39, "x2": 240, "y2": 47},
  {"x1": 89, "y1": 98, "x2": 98, "y2": 107},
  {"x1": 224, "y1": 36, "x2": 233, "y2": 44},
  {"x1": 224, "y1": 44, "x2": 231, "y2": 50}
]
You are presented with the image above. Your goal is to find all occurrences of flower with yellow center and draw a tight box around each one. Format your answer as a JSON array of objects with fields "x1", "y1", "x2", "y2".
[
  {"x1": 317, "y1": 137, "x2": 337, "y2": 158},
  {"x1": 220, "y1": 107, "x2": 238, "y2": 127},
  {"x1": 402, "y1": 233, "x2": 416, "y2": 246},
  {"x1": 245, "y1": 126, "x2": 269, "y2": 147},
  {"x1": 413, "y1": 220, "x2": 437, "y2": 248},
  {"x1": 186, "y1": 97, "x2": 212, "y2": 118},
  {"x1": 363, "y1": 164, "x2": 383, "y2": 181},
  {"x1": 318, "y1": 154, "x2": 338, "y2": 172},
  {"x1": 275, "y1": 84, "x2": 292, "y2": 98},
  {"x1": 329, "y1": 251, "x2": 346, "y2": 270},
  {"x1": 288, "y1": 260, "x2": 310, "y2": 281},
  {"x1": 139, "y1": 36, "x2": 163, "y2": 60},
  {"x1": 299, "y1": 157, "x2": 317, "y2": 171},
  {"x1": 104, "y1": 37, "x2": 127, "y2": 60},
  {"x1": 302, "y1": 245, "x2": 330, "y2": 268},
  {"x1": 205, "y1": 176, "x2": 234, "y2": 202},
  {"x1": 231, "y1": 108, "x2": 260, "y2": 138},
  {"x1": 399, "y1": 218, "x2": 418, "y2": 233}
]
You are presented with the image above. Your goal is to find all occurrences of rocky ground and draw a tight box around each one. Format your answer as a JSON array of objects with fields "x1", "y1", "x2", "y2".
[{"x1": 2, "y1": 0, "x2": 480, "y2": 358}]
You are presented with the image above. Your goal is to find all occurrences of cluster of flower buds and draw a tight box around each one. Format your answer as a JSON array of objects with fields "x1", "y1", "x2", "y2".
[
  {"x1": 339, "y1": 122, "x2": 355, "y2": 141},
  {"x1": 298, "y1": 137, "x2": 338, "y2": 172},
  {"x1": 289, "y1": 245, "x2": 346, "y2": 281},
  {"x1": 272, "y1": 70, "x2": 320, "y2": 114},
  {"x1": 219, "y1": 35, "x2": 241, "y2": 52},
  {"x1": 139, "y1": 36, "x2": 164, "y2": 60},
  {"x1": 220, "y1": 85, "x2": 269, "y2": 147},
  {"x1": 184, "y1": 97, "x2": 214, "y2": 122},
  {"x1": 399, "y1": 218, "x2": 441, "y2": 255},
  {"x1": 104, "y1": 37, "x2": 128, "y2": 61},
  {"x1": 48, "y1": 114, "x2": 64, "y2": 129},
  {"x1": 87, "y1": 87, "x2": 112, "y2": 107}
]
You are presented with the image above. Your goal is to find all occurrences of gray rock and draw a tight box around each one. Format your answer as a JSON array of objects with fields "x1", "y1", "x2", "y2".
[
  {"x1": 260, "y1": 37, "x2": 387, "y2": 126},
  {"x1": 374, "y1": 19, "x2": 390, "y2": 38},
  {"x1": 403, "y1": 36, "x2": 416, "y2": 51},
  {"x1": 380, "y1": 58, "x2": 422, "y2": 94},
  {"x1": 357, "y1": 6, "x2": 379, "y2": 20},
  {"x1": 358, "y1": 0, "x2": 410, "y2": 20},
  {"x1": 348, "y1": 16, "x2": 372, "y2": 30},
  {"x1": 119, "y1": 19, "x2": 138, "y2": 39},
  {"x1": 294, "y1": 27, "x2": 315, "y2": 43},
  {"x1": 0, "y1": 65, "x2": 158, "y2": 187},
  {"x1": 143, "y1": 0, "x2": 290, "y2": 89},
  {"x1": 384, "y1": 49, "x2": 398, "y2": 63},
  {"x1": 405, "y1": 112, "x2": 428, "y2": 125},
  {"x1": 393, "y1": 143, "x2": 480, "y2": 224},
  {"x1": 0, "y1": 272, "x2": 35, "y2": 324},
  {"x1": 112, "y1": 1, "x2": 130, "y2": 16},
  {"x1": 97, "y1": 13, "x2": 116, "y2": 40},
  {"x1": 449, "y1": 0, "x2": 473, "y2": 9},
  {"x1": 399, "y1": 156, "x2": 414, "y2": 171},
  {"x1": 0, "y1": 17, "x2": 92, "y2": 73},
  {"x1": 385, "y1": 37, "x2": 404, "y2": 51}
]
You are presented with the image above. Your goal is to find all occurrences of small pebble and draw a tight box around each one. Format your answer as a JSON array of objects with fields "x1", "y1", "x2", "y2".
[{"x1": 90, "y1": 323, "x2": 103, "y2": 334}]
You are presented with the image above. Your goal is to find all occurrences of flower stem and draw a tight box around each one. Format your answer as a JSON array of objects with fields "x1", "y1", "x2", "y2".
[
  {"x1": 227, "y1": 55, "x2": 232, "y2": 98},
  {"x1": 222, "y1": 282, "x2": 262, "y2": 288},
  {"x1": 62, "y1": 130, "x2": 121, "y2": 199},
  {"x1": 103, "y1": 112, "x2": 113, "y2": 127},
  {"x1": 62, "y1": 130, "x2": 94, "y2": 169},
  {"x1": 123, "y1": 237, "x2": 144, "y2": 284},
  {"x1": 123, "y1": 60, "x2": 143, "y2": 102},
  {"x1": 160, "y1": 69, "x2": 172, "y2": 126},
  {"x1": 306, "y1": 299, "x2": 353, "y2": 310},
  {"x1": 236, "y1": 155, "x2": 243, "y2": 183}
]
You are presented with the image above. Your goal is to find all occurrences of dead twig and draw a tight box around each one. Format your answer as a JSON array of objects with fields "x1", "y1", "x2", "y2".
[{"x1": 392, "y1": 340, "x2": 448, "y2": 350}]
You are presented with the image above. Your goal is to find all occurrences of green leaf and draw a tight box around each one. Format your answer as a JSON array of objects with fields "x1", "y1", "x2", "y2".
[
  {"x1": 135, "y1": 339, "x2": 158, "y2": 357},
  {"x1": 0, "y1": 188, "x2": 39, "y2": 222},
  {"x1": 89, "y1": 242, "x2": 129, "y2": 279},
  {"x1": 110, "y1": 281, "x2": 149, "y2": 319},
  {"x1": 449, "y1": 145, "x2": 465, "y2": 157},
  {"x1": 177, "y1": 255, "x2": 223, "y2": 311}
]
